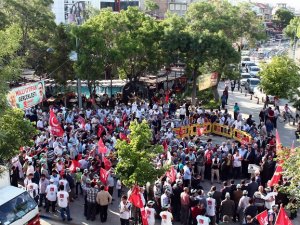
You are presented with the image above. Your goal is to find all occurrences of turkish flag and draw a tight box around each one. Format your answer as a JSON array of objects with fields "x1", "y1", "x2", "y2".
[
  {"x1": 103, "y1": 157, "x2": 112, "y2": 170},
  {"x1": 140, "y1": 207, "x2": 149, "y2": 225},
  {"x1": 256, "y1": 210, "x2": 268, "y2": 225},
  {"x1": 100, "y1": 168, "x2": 109, "y2": 185},
  {"x1": 166, "y1": 166, "x2": 177, "y2": 183},
  {"x1": 268, "y1": 165, "x2": 283, "y2": 187},
  {"x1": 69, "y1": 160, "x2": 80, "y2": 173},
  {"x1": 119, "y1": 132, "x2": 127, "y2": 141},
  {"x1": 275, "y1": 207, "x2": 293, "y2": 225},
  {"x1": 128, "y1": 185, "x2": 144, "y2": 209},
  {"x1": 162, "y1": 140, "x2": 168, "y2": 151},
  {"x1": 49, "y1": 109, "x2": 64, "y2": 137},
  {"x1": 98, "y1": 138, "x2": 107, "y2": 154}
]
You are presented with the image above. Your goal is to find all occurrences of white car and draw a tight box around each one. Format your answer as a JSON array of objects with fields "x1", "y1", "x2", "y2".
[
  {"x1": 240, "y1": 73, "x2": 252, "y2": 86},
  {"x1": 249, "y1": 66, "x2": 260, "y2": 77},
  {"x1": 245, "y1": 78, "x2": 260, "y2": 93},
  {"x1": 241, "y1": 56, "x2": 251, "y2": 67}
]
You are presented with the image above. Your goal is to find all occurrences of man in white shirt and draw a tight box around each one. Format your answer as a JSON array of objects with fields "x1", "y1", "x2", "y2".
[
  {"x1": 119, "y1": 195, "x2": 131, "y2": 225},
  {"x1": 145, "y1": 200, "x2": 156, "y2": 225},
  {"x1": 160, "y1": 205, "x2": 173, "y2": 225},
  {"x1": 57, "y1": 184, "x2": 72, "y2": 221},
  {"x1": 206, "y1": 192, "x2": 216, "y2": 224},
  {"x1": 196, "y1": 214, "x2": 211, "y2": 225},
  {"x1": 45, "y1": 179, "x2": 58, "y2": 212},
  {"x1": 27, "y1": 181, "x2": 39, "y2": 203}
]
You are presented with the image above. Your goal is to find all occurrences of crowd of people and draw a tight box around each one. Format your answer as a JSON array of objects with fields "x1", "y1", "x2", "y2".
[{"x1": 9, "y1": 94, "x2": 297, "y2": 225}]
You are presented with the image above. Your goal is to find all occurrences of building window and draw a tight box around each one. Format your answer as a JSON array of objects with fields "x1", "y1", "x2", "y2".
[{"x1": 169, "y1": 3, "x2": 175, "y2": 11}]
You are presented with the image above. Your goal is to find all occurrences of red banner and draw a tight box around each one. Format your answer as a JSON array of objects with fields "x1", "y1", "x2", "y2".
[
  {"x1": 256, "y1": 210, "x2": 268, "y2": 225},
  {"x1": 69, "y1": 160, "x2": 80, "y2": 173},
  {"x1": 49, "y1": 109, "x2": 64, "y2": 137},
  {"x1": 275, "y1": 207, "x2": 293, "y2": 225},
  {"x1": 141, "y1": 207, "x2": 149, "y2": 225},
  {"x1": 100, "y1": 168, "x2": 109, "y2": 185},
  {"x1": 166, "y1": 166, "x2": 177, "y2": 183},
  {"x1": 103, "y1": 157, "x2": 112, "y2": 171},
  {"x1": 268, "y1": 165, "x2": 283, "y2": 187},
  {"x1": 128, "y1": 185, "x2": 144, "y2": 209},
  {"x1": 98, "y1": 138, "x2": 107, "y2": 154}
]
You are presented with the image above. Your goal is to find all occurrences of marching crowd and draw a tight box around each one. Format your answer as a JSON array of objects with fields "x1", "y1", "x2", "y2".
[{"x1": 9, "y1": 95, "x2": 296, "y2": 225}]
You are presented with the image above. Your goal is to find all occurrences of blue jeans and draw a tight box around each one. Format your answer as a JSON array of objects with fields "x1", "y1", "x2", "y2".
[{"x1": 60, "y1": 206, "x2": 71, "y2": 220}]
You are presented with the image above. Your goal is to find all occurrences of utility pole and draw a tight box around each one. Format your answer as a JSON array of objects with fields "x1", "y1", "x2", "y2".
[{"x1": 293, "y1": 26, "x2": 298, "y2": 61}]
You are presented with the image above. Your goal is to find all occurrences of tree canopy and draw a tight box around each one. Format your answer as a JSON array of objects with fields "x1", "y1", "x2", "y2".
[
  {"x1": 274, "y1": 8, "x2": 295, "y2": 30},
  {"x1": 115, "y1": 120, "x2": 165, "y2": 187},
  {"x1": 284, "y1": 17, "x2": 300, "y2": 42},
  {"x1": 259, "y1": 56, "x2": 300, "y2": 99}
]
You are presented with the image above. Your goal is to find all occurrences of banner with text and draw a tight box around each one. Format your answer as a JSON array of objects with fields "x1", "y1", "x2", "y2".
[
  {"x1": 7, "y1": 81, "x2": 46, "y2": 110},
  {"x1": 198, "y1": 72, "x2": 218, "y2": 91}
]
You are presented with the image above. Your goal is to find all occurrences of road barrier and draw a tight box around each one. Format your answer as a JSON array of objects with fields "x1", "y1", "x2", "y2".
[{"x1": 173, "y1": 122, "x2": 252, "y2": 143}]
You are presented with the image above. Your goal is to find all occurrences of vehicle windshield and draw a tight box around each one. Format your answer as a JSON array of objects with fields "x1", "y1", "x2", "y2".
[
  {"x1": 241, "y1": 75, "x2": 251, "y2": 79},
  {"x1": 0, "y1": 191, "x2": 37, "y2": 225},
  {"x1": 250, "y1": 80, "x2": 260, "y2": 85},
  {"x1": 242, "y1": 57, "x2": 250, "y2": 61},
  {"x1": 247, "y1": 63, "x2": 256, "y2": 67},
  {"x1": 251, "y1": 68, "x2": 260, "y2": 72}
]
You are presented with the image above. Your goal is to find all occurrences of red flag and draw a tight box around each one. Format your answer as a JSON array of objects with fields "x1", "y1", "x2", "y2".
[
  {"x1": 128, "y1": 185, "x2": 144, "y2": 209},
  {"x1": 166, "y1": 166, "x2": 177, "y2": 183},
  {"x1": 256, "y1": 210, "x2": 268, "y2": 225},
  {"x1": 77, "y1": 116, "x2": 86, "y2": 129},
  {"x1": 275, "y1": 207, "x2": 293, "y2": 225},
  {"x1": 268, "y1": 165, "x2": 283, "y2": 187},
  {"x1": 69, "y1": 160, "x2": 80, "y2": 173},
  {"x1": 179, "y1": 127, "x2": 184, "y2": 138},
  {"x1": 140, "y1": 208, "x2": 149, "y2": 225},
  {"x1": 100, "y1": 168, "x2": 109, "y2": 185},
  {"x1": 197, "y1": 127, "x2": 205, "y2": 136},
  {"x1": 97, "y1": 125, "x2": 105, "y2": 137},
  {"x1": 98, "y1": 138, "x2": 107, "y2": 154},
  {"x1": 119, "y1": 132, "x2": 127, "y2": 140},
  {"x1": 276, "y1": 129, "x2": 281, "y2": 152},
  {"x1": 49, "y1": 109, "x2": 64, "y2": 137},
  {"x1": 165, "y1": 90, "x2": 170, "y2": 103},
  {"x1": 103, "y1": 157, "x2": 112, "y2": 170},
  {"x1": 162, "y1": 140, "x2": 168, "y2": 151}
]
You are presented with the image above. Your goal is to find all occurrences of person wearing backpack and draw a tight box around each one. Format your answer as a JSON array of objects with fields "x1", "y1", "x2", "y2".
[{"x1": 196, "y1": 150, "x2": 205, "y2": 181}]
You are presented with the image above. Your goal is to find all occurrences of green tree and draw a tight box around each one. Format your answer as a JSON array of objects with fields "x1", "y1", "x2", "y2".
[
  {"x1": 115, "y1": 120, "x2": 165, "y2": 187},
  {"x1": 284, "y1": 17, "x2": 300, "y2": 45},
  {"x1": 276, "y1": 147, "x2": 300, "y2": 214},
  {"x1": 259, "y1": 56, "x2": 300, "y2": 99},
  {"x1": 0, "y1": 24, "x2": 37, "y2": 164},
  {"x1": 0, "y1": 109, "x2": 38, "y2": 162},
  {"x1": 144, "y1": 0, "x2": 159, "y2": 16},
  {"x1": 1, "y1": 0, "x2": 56, "y2": 69},
  {"x1": 274, "y1": 8, "x2": 295, "y2": 30},
  {"x1": 117, "y1": 7, "x2": 164, "y2": 82},
  {"x1": 185, "y1": 0, "x2": 263, "y2": 101}
]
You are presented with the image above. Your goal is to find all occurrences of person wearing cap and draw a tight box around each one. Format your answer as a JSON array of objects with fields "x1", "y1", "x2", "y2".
[
  {"x1": 45, "y1": 178, "x2": 58, "y2": 213},
  {"x1": 206, "y1": 192, "x2": 216, "y2": 225},
  {"x1": 238, "y1": 190, "x2": 250, "y2": 224},
  {"x1": 267, "y1": 205, "x2": 278, "y2": 225},
  {"x1": 220, "y1": 192, "x2": 235, "y2": 222},
  {"x1": 160, "y1": 204, "x2": 173, "y2": 225},
  {"x1": 253, "y1": 186, "x2": 266, "y2": 213},
  {"x1": 119, "y1": 195, "x2": 131, "y2": 225},
  {"x1": 145, "y1": 200, "x2": 156, "y2": 225},
  {"x1": 161, "y1": 189, "x2": 171, "y2": 209},
  {"x1": 195, "y1": 150, "x2": 205, "y2": 181},
  {"x1": 75, "y1": 167, "x2": 83, "y2": 197}
]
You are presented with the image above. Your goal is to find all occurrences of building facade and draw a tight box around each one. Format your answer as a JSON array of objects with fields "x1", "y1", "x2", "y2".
[{"x1": 52, "y1": 0, "x2": 140, "y2": 24}]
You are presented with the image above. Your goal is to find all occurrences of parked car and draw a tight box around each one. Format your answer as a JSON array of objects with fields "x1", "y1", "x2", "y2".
[
  {"x1": 241, "y1": 56, "x2": 251, "y2": 67},
  {"x1": 249, "y1": 66, "x2": 261, "y2": 77},
  {"x1": 245, "y1": 78, "x2": 260, "y2": 93},
  {"x1": 240, "y1": 73, "x2": 252, "y2": 86},
  {"x1": 243, "y1": 62, "x2": 256, "y2": 72}
]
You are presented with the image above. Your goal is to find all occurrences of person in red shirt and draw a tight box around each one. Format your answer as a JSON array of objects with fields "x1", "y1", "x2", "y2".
[{"x1": 191, "y1": 202, "x2": 206, "y2": 225}]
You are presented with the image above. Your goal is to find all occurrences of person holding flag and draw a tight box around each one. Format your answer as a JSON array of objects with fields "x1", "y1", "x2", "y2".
[
  {"x1": 119, "y1": 195, "x2": 131, "y2": 225},
  {"x1": 145, "y1": 200, "x2": 156, "y2": 225}
]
